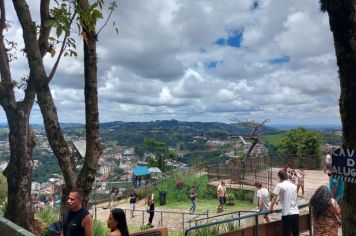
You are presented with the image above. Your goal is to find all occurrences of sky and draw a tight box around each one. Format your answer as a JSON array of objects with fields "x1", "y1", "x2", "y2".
[{"x1": 0, "y1": 0, "x2": 341, "y2": 126}]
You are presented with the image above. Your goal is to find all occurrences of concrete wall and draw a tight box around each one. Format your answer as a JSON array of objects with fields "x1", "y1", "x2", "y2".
[{"x1": 0, "y1": 217, "x2": 35, "y2": 236}]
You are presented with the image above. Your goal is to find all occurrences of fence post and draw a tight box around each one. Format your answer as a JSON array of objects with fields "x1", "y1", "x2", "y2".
[
  {"x1": 255, "y1": 215, "x2": 259, "y2": 236},
  {"x1": 309, "y1": 205, "x2": 313, "y2": 236},
  {"x1": 255, "y1": 169, "x2": 257, "y2": 181},
  {"x1": 238, "y1": 212, "x2": 241, "y2": 227},
  {"x1": 142, "y1": 210, "x2": 144, "y2": 226},
  {"x1": 161, "y1": 211, "x2": 163, "y2": 227},
  {"x1": 182, "y1": 213, "x2": 185, "y2": 232}
]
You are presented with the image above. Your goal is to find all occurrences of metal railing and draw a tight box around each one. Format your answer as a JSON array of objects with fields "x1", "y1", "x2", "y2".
[
  {"x1": 184, "y1": 203, "x2": 311, "y2": 236},
  {"x1": 97, "y1": 206, "x2": 210, "y2": 232},
  {"x1": 186, "y1": 209, "x2": 256, "y2": 228}
]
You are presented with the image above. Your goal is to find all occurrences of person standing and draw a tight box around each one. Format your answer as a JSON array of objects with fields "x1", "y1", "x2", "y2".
[
  {"x1": 61, "y1": 188, "x2": 93, "y2": 236},
  {"x1": 296, "y1": 169, "x2": 305, "y2": 198},
  {"x1": 254, "y1": 181, "x2": 271, "y2": 222},
  {"x1": 146, "y1": 193, "x2": 155, "y2": 227},
  {"x1": 129, "y1": 189, "x2": 138, "y2": 218},
  {"x1": 217, "y1": 181, "x2": 227, "y2": 212},
  {"x1": 325, "y1": 153, "x2": 332, "y2": 173},
  {"x1": 189, "y1": 185, "x2": 197, "y2": 214},
  {"x1": 107, "y1": 208, "x2": 129, "y2": 236},
  {"x1": 309, "y1": 185, "x2": 341, "y2": 236},
  {"x1": 270, "y1": 170, "x2": 299, "y2": 236}
]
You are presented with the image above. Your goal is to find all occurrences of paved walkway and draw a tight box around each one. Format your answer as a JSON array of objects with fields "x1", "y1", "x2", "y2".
[{"x1": 93, "y1": 169, "x2": 335, "y2": 234}]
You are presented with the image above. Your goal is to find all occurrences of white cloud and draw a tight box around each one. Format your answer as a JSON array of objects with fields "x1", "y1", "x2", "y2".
[{"x1": 0, "y1": 0, "x2": 341, "y2": 125}]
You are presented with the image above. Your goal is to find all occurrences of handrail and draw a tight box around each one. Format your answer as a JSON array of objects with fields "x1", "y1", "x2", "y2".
[
  {"x1": 186, "y1": 210, "x2": 209, "y2": 224},
  {"x1": 184, "y1": 203, "x2": 310, "y2": 236},
  {"x1": 186, "y1": 209, "x2": 255, "y2": 224}
]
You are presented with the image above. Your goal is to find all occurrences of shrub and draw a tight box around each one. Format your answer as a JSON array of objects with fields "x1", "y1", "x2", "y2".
[
  {"x1": 93, "y1": 219, "x2": 110, "y2": 236},
  {"x1": 36, "y1": 207, "x2": 59, "y2": 225},
  {"x1": 175, "y1": 177, "x2": 185, "y2": 189},
  {"x1": 226, "y1": 194, "x2": 236, "y2": 206},
  {"x1": 155, "y1": 171, "x2": 209, "y2": 203}
]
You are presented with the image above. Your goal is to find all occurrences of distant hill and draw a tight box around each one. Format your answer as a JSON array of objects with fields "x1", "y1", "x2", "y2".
[
  {"x1": 100, "y1": 119, "x2": 279, "y2": 134},
  {"x1": 98, "y1": 119, "x2": 280, "y2": 148}
]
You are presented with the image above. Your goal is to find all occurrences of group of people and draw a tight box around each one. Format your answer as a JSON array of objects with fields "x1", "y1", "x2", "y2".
[
  {"x1": 61, "y1": 188, "x2": 129, "y2": 236},
  {"x1": 188, "y1": 180, "x2": 227, "y2": 214},
  {"x1": 283, "y1": 165, "x2": 305, "y2": 198},
  {"x1": 59, "y1": 158, "x2": 344, "y2": 236},
  {"x1": 253, "y1": 165, "x2": 342, "y2": 236}
]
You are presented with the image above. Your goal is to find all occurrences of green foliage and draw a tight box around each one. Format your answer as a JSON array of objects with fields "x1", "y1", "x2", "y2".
[
  {"x1": 155, "y1": 173, "x2": 210, "y2": 203},
  {"x1": 276, "y1": 127, "x2": 322, "y2": 156},
  {"x1": 93, "y1": 219, "x2": 110, "y2": 236},
  {"x1": 36, "y1": 208, "x2": 59, "y2": 226},
  {"x1": 206, "y1": 185, "x2": 255, "y2": 203},
  {"x1": 0, "y1": 174, "x2": 7, "y2": 205},
  {"x1": 136, "y1": 185, "x2": 155, "y2": 201},
  {"x1": 0, "y1": 198, "x2": 7, "y2": 217},
  {"x1": 140, "y1": 225, "x2": 151, "y2": 231},
  {"x1": 35, "y1": 207, "x2": 59, "y2": 236},
  {"x1": 262, "y1": 134, "x2": 284, "y2": 146},
  {"x1": 189, "y1": 221, "x2": 240, "y2": 236},
  {"x1": 32, "y1": 148, "x2": 61, "y2": 183},
  {"x1": 226, "y1": 193, "x2": 236, "y2": 206},
  {"x1": 144, "y1": 138, "x2": 171, "y2": 172}
]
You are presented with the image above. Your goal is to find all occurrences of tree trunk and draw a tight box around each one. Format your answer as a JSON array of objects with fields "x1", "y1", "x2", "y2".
[
  {"x1": 3, "y1": 112, "x2": 36, "y2": 231},
  {"x1": 76, "y1": 0, "x2": 102, "y2": 206},
  {"x1": 321, "y1": 0, "x2": 356, "y2": 234}
]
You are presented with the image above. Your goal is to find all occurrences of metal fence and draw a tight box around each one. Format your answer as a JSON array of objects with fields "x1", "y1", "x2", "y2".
[{"x1": 184, "y1": 203, "x2": 311, "y2": 236}]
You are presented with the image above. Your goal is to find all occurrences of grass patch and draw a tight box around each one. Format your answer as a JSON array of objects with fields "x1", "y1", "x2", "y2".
[
  {"x1": 154, "y1": 173, "x2": 210, "y2": 204},
  {"x1": 262, "y1": 134, "x2": 283, "y2": 145},
  {"x1": 160, "y1": 199, "x2": 254, "y2": 213}
]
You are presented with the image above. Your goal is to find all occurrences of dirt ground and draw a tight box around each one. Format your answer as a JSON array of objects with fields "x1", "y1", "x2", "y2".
[{"x1": 92, "y1": 169, "x2": 334, "y2": 233}]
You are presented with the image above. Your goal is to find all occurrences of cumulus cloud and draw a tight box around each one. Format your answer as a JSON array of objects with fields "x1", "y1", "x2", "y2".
[{"x1": 0, "y1": 0, "x2": 341, "y2": 125}]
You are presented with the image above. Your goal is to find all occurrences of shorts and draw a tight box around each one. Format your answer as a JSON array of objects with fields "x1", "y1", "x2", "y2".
[
  {"x1": 130, "y1": 202, "x2": 136, "y2": 210},
  {"x1": 219, "y1": 196, "x2": 226, "y2": 204}
]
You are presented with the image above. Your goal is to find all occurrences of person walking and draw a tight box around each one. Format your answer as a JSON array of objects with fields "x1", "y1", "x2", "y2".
[
  {"x1": 129, "y1": 189, "x2": 138, "y2": 218},
  {"x1": 189, "y1": 185, "x2": 197, "y2": 214},
  {"x1": 146, "y1": 193, "x2": 155, "y2": 227},
  {"x1": 254, "y1": 181, "x2": 271, "y2": 222},
  {"x1": 296, "y1": 169, "x2": 305, "y2": 198},
  {"x1": 270, "y1": 170, "x2": 299, "y2": 236},
  {"x1": 107, "y1": 208, "x2": 129, "y2": 236},
  {"x1": 217, "y1": 181, "x2": 227, "y2": 212},
  {"x1": 309, "y1": 185, "x2": 341, "y2": 236},
  {"x1": 61, "y1": 188, "x2": 93, "y2": 236}
]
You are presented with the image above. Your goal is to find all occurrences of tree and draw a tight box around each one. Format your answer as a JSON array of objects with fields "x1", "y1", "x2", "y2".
[
  {"x1": 0, "y1": 0, "x2": 115, "y2": 231},
  {"x1": 276, "y1": 127, "x2": 321, "y2": 156},
  {"x1": 0, "y1": 0, "x2": 51, "y2": 231},
  {"x1": 143, "y1": 138, "x2": 177, "y2": 172},
  {"x1": 234, "y1": 119, "x2": 269, "y2": 160},
  {"x1": 320, "y1": 1, "x2": 356, "y2": 234},
  {"x1": 33, "y1": 0, "x2": 116, "y2": 209}
]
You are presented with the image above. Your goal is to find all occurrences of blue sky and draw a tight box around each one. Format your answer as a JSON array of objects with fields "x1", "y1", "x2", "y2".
[{"x1": 0, "y1": 0, "x2": 340, "y2": 126}]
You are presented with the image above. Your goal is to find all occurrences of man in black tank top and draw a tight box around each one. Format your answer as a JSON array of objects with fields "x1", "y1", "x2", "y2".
[{"x1": 61, "y1": 188, "x2": 93, "y2": 236}]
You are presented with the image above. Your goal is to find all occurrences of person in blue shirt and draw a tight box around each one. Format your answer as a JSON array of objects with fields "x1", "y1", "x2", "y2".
[{"x1": 329, "y1": 175, "x2": 344, "y2": 206}]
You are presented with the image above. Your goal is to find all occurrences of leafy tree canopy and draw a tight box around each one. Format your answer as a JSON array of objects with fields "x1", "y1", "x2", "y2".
[{"x1": 276, "y1": 127, "x2": 321, "y2": 156}]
